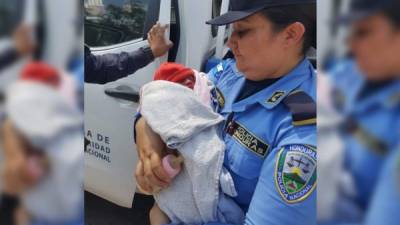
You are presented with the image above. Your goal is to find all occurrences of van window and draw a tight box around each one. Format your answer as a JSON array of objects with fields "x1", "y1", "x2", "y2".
[
  {"x1": 211, "y1": 0, "x2": 230, "y2": 39},
  {"x1": 0, "y1": 0, "x2": 25, "y2": 37},
  {"x1": 211, "y1": 0, "x2": 222, "y2": 37},
  {"x1": 84, "y1": 0, "x2": 149, "y2": 47}
]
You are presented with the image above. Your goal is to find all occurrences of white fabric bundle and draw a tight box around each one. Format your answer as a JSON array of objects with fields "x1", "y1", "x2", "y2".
[{"x1": 140, "y1": 80, "x2": 244, "y2": 225}]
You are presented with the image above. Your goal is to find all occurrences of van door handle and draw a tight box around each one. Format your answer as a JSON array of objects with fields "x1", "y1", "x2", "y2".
[{"x1": 104, "y1": 85, "x2": 140, "y2": 103}]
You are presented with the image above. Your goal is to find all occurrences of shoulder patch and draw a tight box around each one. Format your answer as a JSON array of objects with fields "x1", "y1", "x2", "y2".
[
  {"x1": 275, "y1": 144, "x2": 317, "y2": 203},
  {"x1": 283, "y1": 91, "x2": 316, "y2": 126}
]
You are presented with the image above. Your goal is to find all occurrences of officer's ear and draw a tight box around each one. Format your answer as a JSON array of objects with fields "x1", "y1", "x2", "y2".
[{"x1": 282, "y1": 22, "x2": 305, "y2": 51}]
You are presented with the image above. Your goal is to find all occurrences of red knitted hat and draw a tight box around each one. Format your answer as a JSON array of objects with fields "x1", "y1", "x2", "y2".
[
  {"x1": 20, "y1": 62, "x2": 60, "y2": 87},
  {"x1": 154, "y1": 62, "x2": 194, "y2": 85}
]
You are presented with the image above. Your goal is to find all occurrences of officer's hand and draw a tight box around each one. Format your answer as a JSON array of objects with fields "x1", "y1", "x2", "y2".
[
  {"x1": 147, "y1": 22, "x2": 173, "y2": 58},
  {"x1": 135, "y1": 118, "x2": 171, "y2": 194},
  {"x1": 1, "y1": 120, "x2": 31, "y2": 195},
  {"x1": 13, "y1": 24, "x2": 36, "y2": 57}
]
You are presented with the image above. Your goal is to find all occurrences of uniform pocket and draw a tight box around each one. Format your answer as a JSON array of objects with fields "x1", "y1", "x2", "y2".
[{"x1": 225, "y1": 135, "x2": 264, "y2": 179}]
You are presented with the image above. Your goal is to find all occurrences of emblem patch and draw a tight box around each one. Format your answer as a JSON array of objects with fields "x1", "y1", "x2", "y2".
[
  {"x1": 275, "y1": 144, "x2": 317, "y2": 203},
  {"x1": 267, "y1": 91, "x2": 285, "y2": 103}
]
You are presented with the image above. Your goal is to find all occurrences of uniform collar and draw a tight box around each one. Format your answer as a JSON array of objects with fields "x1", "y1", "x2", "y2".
[
  {"x1": 346, "y1": 61, "x2": 400, "y2": 111},
  {"x1": 222, "y1": 58, "x2": 314, "y2": 113},
  {"x1": 356, "y1": 79, "x2": 400, "y2": 110}
]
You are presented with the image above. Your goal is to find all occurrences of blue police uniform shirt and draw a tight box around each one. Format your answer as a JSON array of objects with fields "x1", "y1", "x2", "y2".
[
  {"x1": 197, "y1": 57, "x2": 317, "y2": 225},
  {"x1": 363, "y1": 147, "x2": 400, "y2": 225},
  {"x1": 329, "y1": 60, "x2": 400, "y2": 208},
  {"x1": 319, "y1": 149, "x2": 400, "y2": 225}
]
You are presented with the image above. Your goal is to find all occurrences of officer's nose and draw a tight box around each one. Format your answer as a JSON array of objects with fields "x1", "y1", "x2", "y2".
[
  {"x1": 228, "y1": 33, "x2": 239, "y2": 55},
  {"x1": 347, "y1": 34, "x2": 360, "y2": 58}
]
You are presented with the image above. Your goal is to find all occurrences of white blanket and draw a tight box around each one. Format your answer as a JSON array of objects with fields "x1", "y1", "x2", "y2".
[{"x1": 140, "y1": 80, "x2": 244, "y2": 225}]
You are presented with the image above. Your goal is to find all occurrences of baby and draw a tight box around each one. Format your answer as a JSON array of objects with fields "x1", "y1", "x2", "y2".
[
  {"x1": 139, "y1": 63, "x2": 244, "y2": 225},
  {"x1": 1, "y1": 62, "x2": 60, "y2": 196},
  {"x1": 147, "y1": 62, "x2": 211, "y2": 225},
  {"x1": 1, "y1": 62, "x2": 83, "y2": 225}
]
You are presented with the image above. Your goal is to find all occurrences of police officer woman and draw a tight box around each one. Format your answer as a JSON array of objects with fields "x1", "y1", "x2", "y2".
[{"x1": 135, "y1": 0, "x2": 317, "y2": 224}]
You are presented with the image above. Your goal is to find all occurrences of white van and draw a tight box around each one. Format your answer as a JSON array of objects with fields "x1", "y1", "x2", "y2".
[{"x1": 84, "y1": 0, "x2": 231, "y2": 208}]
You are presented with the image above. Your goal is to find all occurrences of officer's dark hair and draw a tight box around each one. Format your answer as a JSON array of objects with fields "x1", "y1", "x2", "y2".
[
  {"x1": 260, "y1": 4, "x2": 316, "y2": 55},
  {"x1": 381, "y1": 2, "x2": 400, "y2": 29}
]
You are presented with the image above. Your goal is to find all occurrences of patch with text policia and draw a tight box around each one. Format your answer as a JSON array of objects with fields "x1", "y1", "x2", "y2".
[{"x1": 226, "y1": 119, "x2": 270, "y2": 158}]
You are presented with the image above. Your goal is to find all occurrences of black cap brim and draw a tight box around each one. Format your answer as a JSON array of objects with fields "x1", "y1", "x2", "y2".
[
  {"x1": 206, "y1": 6, "x2": 265, "y2": 26},
  {"x1": 206, "y1": 1, "x2": 316, "y2": 26},
  {"x1": 336, "y1": 10, "x2": 376, "y2": 25}
]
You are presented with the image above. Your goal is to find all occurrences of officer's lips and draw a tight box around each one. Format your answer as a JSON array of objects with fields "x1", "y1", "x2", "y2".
[
  {"x1": 232, "y1": 51, "x2": 243, "y2": 59},
  {"x1": 234, "y1": 53, "x2": 245, "y2": 63}
]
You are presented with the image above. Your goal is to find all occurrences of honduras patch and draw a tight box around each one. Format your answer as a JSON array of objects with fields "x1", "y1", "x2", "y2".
[{"x1": 275, "y1": 144, "x2": 317, "y2": 203}]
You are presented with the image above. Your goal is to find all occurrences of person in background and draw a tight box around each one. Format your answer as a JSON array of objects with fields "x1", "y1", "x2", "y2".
[
  {"x1": 84, "y1": 22, "x2": 173, "y2": 84},
  {"x1": 0, "y1": 24, "x2": 36, "y2": 71},
  {"x1": 0, "y1": 62, "x2": 83, "y2": 225},
  {"x1": 0, "y1": 23, "x2": 36, "y2": 225}
]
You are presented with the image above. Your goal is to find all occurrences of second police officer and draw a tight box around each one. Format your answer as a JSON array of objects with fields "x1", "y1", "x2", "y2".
[{"x1": 321, "y1": 0, "x2": 400, "y2": 224}]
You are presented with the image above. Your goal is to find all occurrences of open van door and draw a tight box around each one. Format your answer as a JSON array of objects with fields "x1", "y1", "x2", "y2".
[
  {"x1": 204, "y1": 0, "x2": 231, "y2": 72},
  {"x1": 84, "y1": 0, "x2": 171, "y2": 208},
  {"x1": 214, "y1": 0, "x2": 230, "y2": 59},
  {"x1": 0, "y1": 0, "x2": 29, "y2": 90}
]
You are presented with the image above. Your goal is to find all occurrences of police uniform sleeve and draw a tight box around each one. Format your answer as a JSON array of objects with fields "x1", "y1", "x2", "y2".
[
  {"x1": 244, "y1": 136, "x2": 317, "y2": 225},
  {"x1": 84, "y1": 45, "x2": 154, "y2": 84},
  {"x1": 203, "y1": 131, "x2": 316, "y2": 224},
  {"x1": 237, "y1": 92, "x2": 317, "y2": 225},
  {"x1": 363, "y1": 150, "x2": 400, "y2": 225},
  {"x1": 201, "y1": 133, "x2": 317, "y2": 225},
  {"x1": 321, "y1": 150, "x2": 400, "y2": 225}
]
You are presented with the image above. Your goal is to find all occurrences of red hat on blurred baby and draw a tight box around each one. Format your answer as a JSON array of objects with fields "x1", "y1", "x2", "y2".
[
  {"x1": 154, "y1": 62, "x2": 194, "y2": 86},
  {"x1": 20, "y1": 61, "x2": 60, "y2": 88}
]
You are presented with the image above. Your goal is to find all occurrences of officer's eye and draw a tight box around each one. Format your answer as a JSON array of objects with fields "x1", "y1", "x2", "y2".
[{"x1": 235, "y1": 29, "x2": 251, "y2": 38}]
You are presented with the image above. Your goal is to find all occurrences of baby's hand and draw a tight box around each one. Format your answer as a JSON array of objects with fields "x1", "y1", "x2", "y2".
[
  {"x1": 149, "y1": 203, "x2": 170, "y2": 225},
  {"x1": 162, "y1": 154, "x2": 183, "y2": 179}
]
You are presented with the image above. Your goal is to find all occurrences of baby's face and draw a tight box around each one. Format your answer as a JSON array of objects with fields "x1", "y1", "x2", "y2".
[{"x1": 178, "y1": 76, "x2": 195, "y2": 90}]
